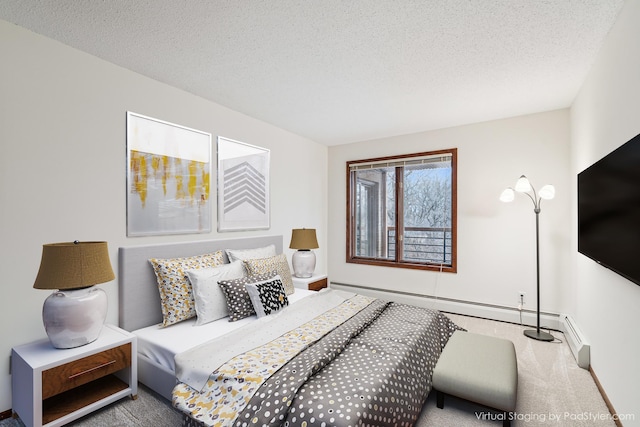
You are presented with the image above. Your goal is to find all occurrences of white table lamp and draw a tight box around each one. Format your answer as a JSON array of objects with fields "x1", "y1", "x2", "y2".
[
  {"x1": 289, "y1": 228, "x2": 319, "y2": 278},
  {"x1": 33, "y1": 241, "x2": 114, "y2": 349}
]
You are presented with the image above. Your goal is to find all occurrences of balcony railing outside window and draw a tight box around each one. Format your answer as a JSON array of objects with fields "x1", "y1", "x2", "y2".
[{"x1": 387, "y1": 227, "x2": 452, "y2": 264}]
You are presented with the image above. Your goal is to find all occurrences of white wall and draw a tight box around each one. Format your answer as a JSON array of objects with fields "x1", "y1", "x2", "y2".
[
  {"x1": 571, "y1": 1, "x2": 640, "y2": 423},
  {"x1": 328, "y1": 109, "x2": 572, "y2": 318},
  {"x1": 0, "y1": 20, "x2": 327, "y2": 412}
]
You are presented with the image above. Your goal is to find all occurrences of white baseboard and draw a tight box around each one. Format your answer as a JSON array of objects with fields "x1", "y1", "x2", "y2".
[{"x1": 330, "y1": 282, "x2": 561, "y2": 331}]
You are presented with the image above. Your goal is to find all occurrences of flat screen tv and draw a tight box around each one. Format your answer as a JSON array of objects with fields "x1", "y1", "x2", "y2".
[{"x1": 578, "y1": 132, "x2": 640, "y2": 286}]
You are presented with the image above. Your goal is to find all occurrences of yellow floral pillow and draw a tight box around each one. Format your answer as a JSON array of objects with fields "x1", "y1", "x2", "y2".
[
  {"x1": 149, "y1": 251, "x2": 225, "y2": 327},
  {"x1": 243, "y1": 253, "x2": 294, "y2": 295}
]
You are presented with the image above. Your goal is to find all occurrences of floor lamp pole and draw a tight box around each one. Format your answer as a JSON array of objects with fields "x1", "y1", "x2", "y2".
[{"x1": 523, "y1": 208, "x2": 554, "y2": 342}]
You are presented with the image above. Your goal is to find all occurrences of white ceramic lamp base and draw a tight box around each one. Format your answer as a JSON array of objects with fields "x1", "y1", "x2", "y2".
[
  {"x1": 292, "y1": 250, "x2": 316, "y2": 278},
  {"x1": 42, "y1": 286, "x2": 107, "y2": 349}
]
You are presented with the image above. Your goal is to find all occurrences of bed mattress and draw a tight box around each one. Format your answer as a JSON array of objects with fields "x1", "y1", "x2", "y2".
[{"x1": 133, "y1": 288, "x2": 316, "y2": 373}]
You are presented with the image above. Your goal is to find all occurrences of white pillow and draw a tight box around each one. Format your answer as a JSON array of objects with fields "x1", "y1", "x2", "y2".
[
  {"x1": 225, "y1": 244, "x2": 277, "y2": 263},
  {"x1": 186, "y1": 261, "x2": 245, "y2": 325}
]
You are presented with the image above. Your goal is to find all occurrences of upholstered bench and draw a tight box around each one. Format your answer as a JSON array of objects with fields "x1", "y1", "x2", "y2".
[{"x1": 432, "y1": 331, "x2": 518, "y2": 427}]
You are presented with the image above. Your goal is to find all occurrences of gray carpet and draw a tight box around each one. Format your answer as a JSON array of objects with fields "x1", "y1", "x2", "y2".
[{"x1": 2, "y1": 313, "x2": 615, "y2": 427}]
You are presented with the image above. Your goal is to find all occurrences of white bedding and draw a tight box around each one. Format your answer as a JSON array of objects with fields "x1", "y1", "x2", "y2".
[
  {"x1": 175, "y1": 289, "x2": 355, "y2": 391},
  {"x1": 133, "y1": 288, "x2": 317, "y2": 374}
]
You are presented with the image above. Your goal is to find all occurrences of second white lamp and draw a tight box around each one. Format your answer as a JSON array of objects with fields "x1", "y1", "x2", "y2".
[{"x1": 289, "y1": 228, "x2": 319, "y2": 278}]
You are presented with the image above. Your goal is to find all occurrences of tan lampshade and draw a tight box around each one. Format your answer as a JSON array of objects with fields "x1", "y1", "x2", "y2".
[
  {"x1": 289, "y1": 228, "x2": 319, "y2": 250},
  {"x1": 33, "y1": 241, "x2": 115, "y2": 290}
]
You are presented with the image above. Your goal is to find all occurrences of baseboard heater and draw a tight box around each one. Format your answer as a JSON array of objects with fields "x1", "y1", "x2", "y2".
[
  {"x1": 560, "y1": 313, "x2": 590, "y2": 369},
  {"x1": 330, "y1": 281, "x2": 561, "y2": 330}
]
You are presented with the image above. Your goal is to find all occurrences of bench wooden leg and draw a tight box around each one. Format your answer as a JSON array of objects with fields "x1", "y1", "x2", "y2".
[
  {"x1": 503, "y1": 412, "x2": 510, "y2": 427},
  {"x1": 436, "y1": 390, "x2": 444, "y2": 409}
]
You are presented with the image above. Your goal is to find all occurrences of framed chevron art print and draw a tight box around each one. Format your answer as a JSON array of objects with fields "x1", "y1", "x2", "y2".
[{"x1": 217, "y1": 137, "x2": 270, "y2": 231}]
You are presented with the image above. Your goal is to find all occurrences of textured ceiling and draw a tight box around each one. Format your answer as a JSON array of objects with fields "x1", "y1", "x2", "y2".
[{"x1": 0, "y1": 1, "x2": 625, "y2": 145}]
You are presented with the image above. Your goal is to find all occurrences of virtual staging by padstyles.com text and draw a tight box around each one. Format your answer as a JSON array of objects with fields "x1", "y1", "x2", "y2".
[{"x1": 475, "y1": 411, "x2": 635, "y2": 423}]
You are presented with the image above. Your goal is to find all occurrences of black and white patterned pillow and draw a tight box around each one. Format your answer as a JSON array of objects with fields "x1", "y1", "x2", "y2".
[
  {"x1": 218, "y1": 273, "x2": 276, "y2": 322},
  {"x1": 245, "y1": 275, "x2": 289, "y2": 318}
]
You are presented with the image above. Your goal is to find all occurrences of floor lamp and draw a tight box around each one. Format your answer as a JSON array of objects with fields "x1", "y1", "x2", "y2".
[{"x1": 500, "y1": 175, "x2": 555, "y2": 342}]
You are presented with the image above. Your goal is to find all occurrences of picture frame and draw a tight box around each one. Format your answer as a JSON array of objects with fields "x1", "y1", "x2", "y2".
[
  {"x1": 126, "y1": 112, "x2": 212, "y2": 236},
  {"x1": 217, "y1": 136, "x2": 270, "y2": 231}
]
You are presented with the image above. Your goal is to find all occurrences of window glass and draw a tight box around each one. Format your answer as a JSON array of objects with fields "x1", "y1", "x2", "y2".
[
  {"x1": 401, "y1": 162, "x2": 452, "y2": 265},
  {"x1": 353, "y1": 167, "x2": 394, "y2": 259}
]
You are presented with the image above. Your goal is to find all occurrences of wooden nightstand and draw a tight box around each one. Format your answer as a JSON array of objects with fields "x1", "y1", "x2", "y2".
[
  {"x1": 292, "y1": 274, "x2": 328, "y2": 291},
  {"x1": 11, "y1": 324, "x2": 137, "y2": 427}
]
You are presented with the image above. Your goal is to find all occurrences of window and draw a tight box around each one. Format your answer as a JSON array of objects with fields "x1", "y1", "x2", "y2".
[{"x1": 347, "y1": 149, "x2": 457, "y2": 272}]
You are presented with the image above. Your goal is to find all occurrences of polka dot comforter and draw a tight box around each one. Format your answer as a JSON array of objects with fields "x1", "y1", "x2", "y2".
[{"x1": 176, "y1": 295, "x2": 463, "y2": 427}]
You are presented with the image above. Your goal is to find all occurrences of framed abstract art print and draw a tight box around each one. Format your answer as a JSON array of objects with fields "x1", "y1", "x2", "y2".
[{"x1": 127, "y1": 112, "x2": 212, "y2": 236}]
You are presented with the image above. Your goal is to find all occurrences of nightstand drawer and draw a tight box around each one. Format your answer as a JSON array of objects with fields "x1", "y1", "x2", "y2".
[
  {"x1": 308, "y1": 278, "x2": 328, "y2": 291},
  {"x1": 292, "y1": 274, "x2": 328, "y2": 292},
  {"x1": 42, "y1": 343, "x2": 131, "y2": 399}
]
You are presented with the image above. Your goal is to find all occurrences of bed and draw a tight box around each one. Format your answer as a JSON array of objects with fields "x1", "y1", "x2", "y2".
[{"x1": 118, "y1": 235, "x2": 462, "y2": 427}]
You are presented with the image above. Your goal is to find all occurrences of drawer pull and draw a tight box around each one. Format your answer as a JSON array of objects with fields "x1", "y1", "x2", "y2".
[{"x1": 68, "y1": 360, "x2": 117, "y2": 380}]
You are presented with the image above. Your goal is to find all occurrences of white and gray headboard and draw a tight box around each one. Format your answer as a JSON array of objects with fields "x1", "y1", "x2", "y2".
[{"x1": 118, "y1": 235, "x2": 283, "y2": 331}]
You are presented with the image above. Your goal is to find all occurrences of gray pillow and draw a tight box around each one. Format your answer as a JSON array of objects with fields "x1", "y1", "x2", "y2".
[{"x1": 218, "y1": 272, "x2": 276, "y2": 322}]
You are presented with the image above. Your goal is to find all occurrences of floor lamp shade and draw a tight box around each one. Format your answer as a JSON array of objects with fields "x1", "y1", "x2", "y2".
[
  {"x1": 289, "y1": 229, "x2": 319, "y2": 278},
  {"x1": 34, "y1": 241, "x2": 115, "y2": 349}
]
